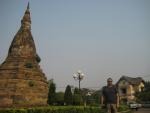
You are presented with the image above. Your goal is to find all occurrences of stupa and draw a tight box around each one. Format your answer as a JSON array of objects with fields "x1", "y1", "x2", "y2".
[{"x1": 0, "y1": 3, "x2": 48, "y2": 107}]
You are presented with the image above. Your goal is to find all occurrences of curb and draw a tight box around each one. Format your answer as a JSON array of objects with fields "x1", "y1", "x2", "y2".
[{"x1": 118, "y1": 110, "x2": 131, "y2": 113}]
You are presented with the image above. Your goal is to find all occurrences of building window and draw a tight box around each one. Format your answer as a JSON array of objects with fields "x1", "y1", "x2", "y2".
[{"x1": 121, "y1": 88, "x2": 127, "y2": 94}]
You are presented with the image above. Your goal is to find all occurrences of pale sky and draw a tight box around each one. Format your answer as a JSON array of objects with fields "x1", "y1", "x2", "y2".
[{"x1": 0, "y1": 0, "x2": 150, "y2": 91}]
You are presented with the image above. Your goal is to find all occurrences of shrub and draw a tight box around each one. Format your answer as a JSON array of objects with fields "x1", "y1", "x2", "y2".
[
  {"x1": 73, "y1": 94, "x2": 83, "y2": 105},
  {"x1": 0, "y1": 105, "x2": 131, "y2": 113},
  {"x1": 47, "y1": 82, "x2": 56, "y2": 105},
  {"x1": 118, "y1": 104, "x2": 130, "y2": 112},
  {"x1": 64, "y1": 85, "x2": 73, "y2": 105},
  {"x1": 0, "y1": 106, "x2": 104, "y2": 113},
  {"x1": 55, "y1": 92, "x2": 64, "y2": 105}
]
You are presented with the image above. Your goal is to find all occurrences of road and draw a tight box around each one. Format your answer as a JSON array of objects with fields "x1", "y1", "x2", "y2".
[{"x1": 132, "y1": 108, "x2": 150, "y2": 113}]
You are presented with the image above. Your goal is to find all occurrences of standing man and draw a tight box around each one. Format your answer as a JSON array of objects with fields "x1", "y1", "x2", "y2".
[{"x1": 101, "y1": 78, "x2": 119, "y2": 113}]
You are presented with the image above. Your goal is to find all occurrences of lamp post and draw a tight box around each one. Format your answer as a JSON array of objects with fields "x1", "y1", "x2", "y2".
[{"x1": 73, "y1": 70, "x2": 85, "y2": 91}]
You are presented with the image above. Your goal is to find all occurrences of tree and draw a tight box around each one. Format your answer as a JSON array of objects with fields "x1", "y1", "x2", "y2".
[
  {"x1": 90, "y1": 90, "x2": 101, "y2": 105},
  {"x1": 73, "y1": 94, "x2": 83, "y2": 105},
  {"x1": 144, "y1": 81, "x2": 150, "y2": 92},
  {"x1": 93, "y1": 90, "x2": 101, "y2": 103},
  {"x1": 135, "y1": 81, "x2": 150, "y2": 102},
  {"x1": 73, "y1": 87, "x2": 83, "y2": 105},
  {"x1": 74, "y1": 87, "x2": 80, "y2": 94},
  {"x1": 47, "y1": 80, "x2": 56, "y2": 105},
  {"x1": 64, "y1": 85, "x2": 73, "y2": 105},
  {"x1": 56, "y1": 92, "x2": 64, "y2": 105}
]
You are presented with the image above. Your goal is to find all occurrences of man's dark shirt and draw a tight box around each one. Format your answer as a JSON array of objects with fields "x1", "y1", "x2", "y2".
[{"x1": 102, "y1": 85, "x2": 118, "y2": 104}]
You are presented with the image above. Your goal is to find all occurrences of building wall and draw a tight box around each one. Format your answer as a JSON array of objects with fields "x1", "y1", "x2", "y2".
[{"x1": 118, "y1": 80, "x2": 144, "y2": 102}]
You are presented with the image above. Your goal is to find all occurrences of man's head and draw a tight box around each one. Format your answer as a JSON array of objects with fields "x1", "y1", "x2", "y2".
[{"x1": 107, "y1": 78, "x2": 113, "y2": 86}]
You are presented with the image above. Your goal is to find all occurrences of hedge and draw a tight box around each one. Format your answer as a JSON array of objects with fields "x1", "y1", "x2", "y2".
[
  {"x1": 118, "y1": 105, "x2": 130, "y2": 111},
  {"x1": 0, "y1": 106, "x2": 105, "y2": 113},
  {"x1": 0, "y1": 105, "x2": 132, "y2": 113}
]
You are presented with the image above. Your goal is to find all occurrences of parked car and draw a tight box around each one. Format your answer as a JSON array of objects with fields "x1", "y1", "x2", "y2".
[{"x1": 128, "y1": 101, "x2": 142, "y2": 111}]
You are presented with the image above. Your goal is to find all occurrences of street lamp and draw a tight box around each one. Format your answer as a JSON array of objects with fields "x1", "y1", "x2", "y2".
[{"x1": 73, "y1": 70, "x2": 85, "y2": 91}]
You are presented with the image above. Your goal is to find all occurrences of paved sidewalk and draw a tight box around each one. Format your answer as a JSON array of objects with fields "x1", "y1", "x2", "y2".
[{"x1": 132, "y1": 108, "x2": 150, "y2": 113}]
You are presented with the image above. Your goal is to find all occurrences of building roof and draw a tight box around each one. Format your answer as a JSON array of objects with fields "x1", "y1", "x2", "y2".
[{"x1": 117, "y1": 76, "x2": 144, "y2": 86}]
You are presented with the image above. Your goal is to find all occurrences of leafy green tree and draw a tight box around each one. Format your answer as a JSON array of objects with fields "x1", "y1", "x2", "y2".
[
  {"x1": 64, "y1": 85, "x2": 73, "y2": 105},
  {"x1": 56, "y1": 92, "x2": 64, "y2": 105},
  {"x1": 47, "y1": 80, "x2": 56, "y2": 105},
  {"x1": 74, "y1": 87, "x2": 80, "y2": 94},
  {"x1": 73, "y1": 94, "x2": 83, "y2": 105},
  {"x1": 144, "y1": 81, "x2": 150, "y2": 92},
  {"x1": 73, "y1": 87, "x2": 83, "y2": 105},
  {"x1": 91, "y1": 90, "x2": 101, "y2": 104},
  {"x1": 135, "y1": 81, "x2": 150, "y2": 102},
  {"x1": 137, "y1": 92, "x2": 150, "y2": 102}
]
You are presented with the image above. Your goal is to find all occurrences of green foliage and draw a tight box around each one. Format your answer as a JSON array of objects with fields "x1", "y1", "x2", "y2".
[
  {"x1": 47, "y1": 82, "x2": 56, "y2": 105},
  {"x1": 90, "y1": 90, "x2": 101, "y2": 105},
  {"x1": 55, "y1": 92, "x2": 64, "y2": 105},
  {"x1": 64, "y1": 85, "x2": 73, "y2": 105},
  {"x1": 74, "y1": 87, "x2": 80, "y2": 94},
  {"x1": 136, "y1": 91, "x2": 150, "y2": 102},
  {"x1": 36, "y1": 54, "x2": 41, "y2": 63},
  {"x1": 0, "y1": 106, "x2": 105, "y2": 113},
  {"x1": 48, "y1": 79, "x2": 54, "y2": 87},
  {"x1": 0, "y1": 106, "x2": 131, "y2": 113},
  {"x1": 135, "y1": 81, "x2": 150, "y2": 102},
  {"x1": 118, "y1": 104, "x2": 130, "y2": 112},
  {"x1": 144, "y1": 81, "x2": 150, "y2": 92},
  {"x1": 73, "y1": 94, "x2": 83, "y2": 105},
  {"x1": 73, "y1": 87, "x2": 84, "y2": 105}
]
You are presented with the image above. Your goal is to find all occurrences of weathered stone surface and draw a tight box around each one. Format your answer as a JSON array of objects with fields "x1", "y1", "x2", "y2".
[{"x1": 0, "y1": 3, "x2": 48, "y2": 107}]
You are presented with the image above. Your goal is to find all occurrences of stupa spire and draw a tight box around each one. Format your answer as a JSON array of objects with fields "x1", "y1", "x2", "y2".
[
  {"x1": 27, "y1": 2, "x2": 30, "y2": 10},
  {"x1": 21, "y1": 2, "x2": 31, "y2": 30},
  {"x1": 8, "y1": 2, "x2": 36, "y2": 58}
]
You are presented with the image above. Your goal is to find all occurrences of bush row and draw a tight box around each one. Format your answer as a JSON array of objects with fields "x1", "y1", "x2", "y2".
[
  {"x1": 0, "y1": 106, "x2": 105, "y2": 113},
  {"x1": 118, "y1": 104, "x2": 130, "y2": 112},
  {"x1": 0, "y1": 105, "x2": 132, "y2": 113}
]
